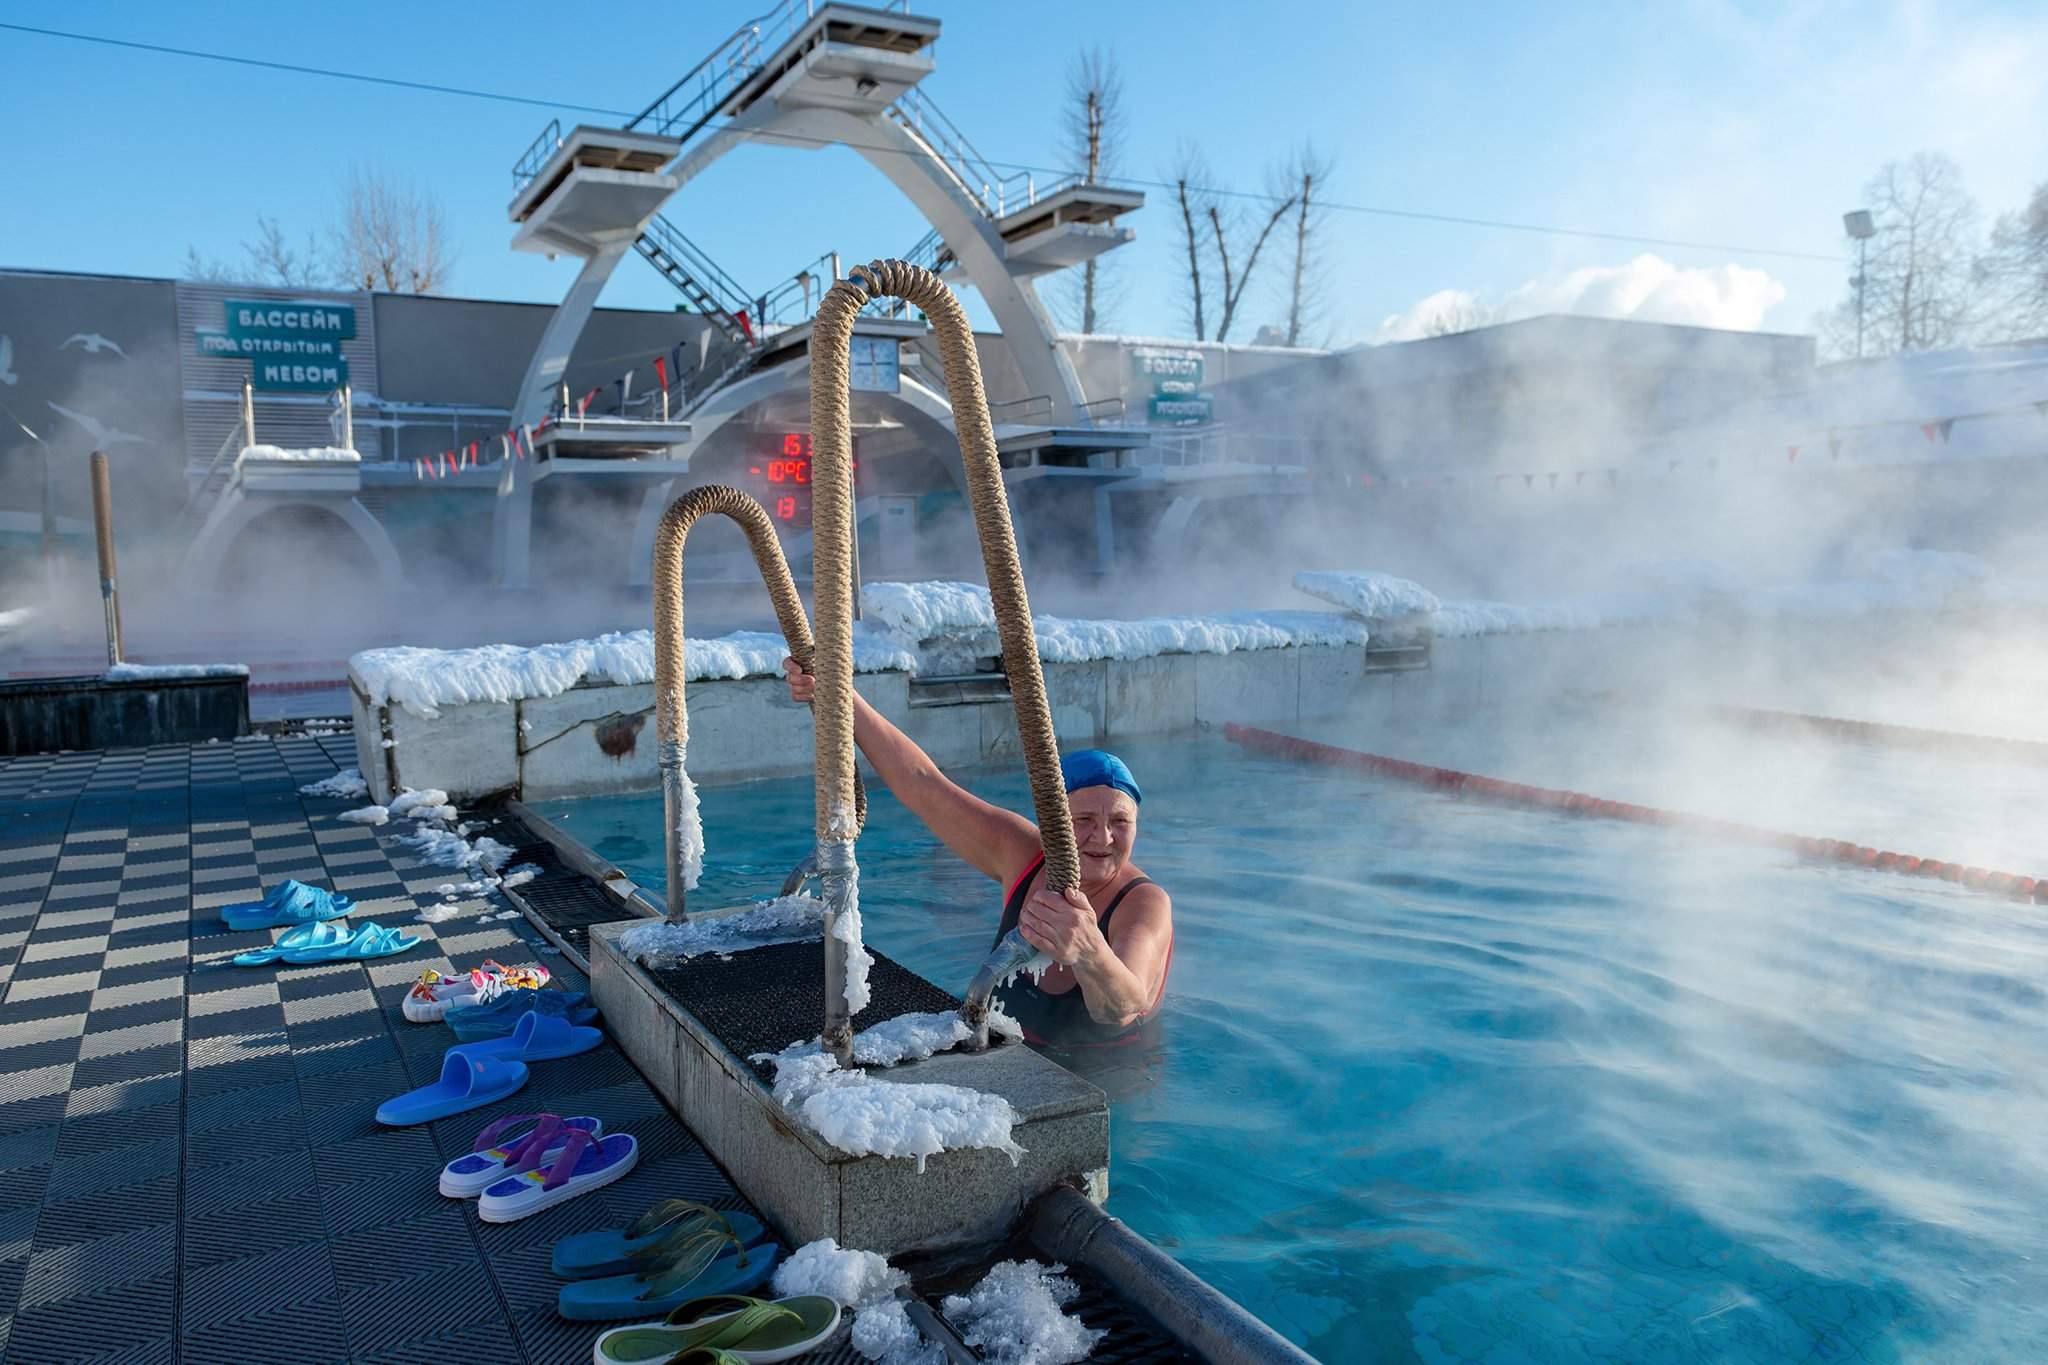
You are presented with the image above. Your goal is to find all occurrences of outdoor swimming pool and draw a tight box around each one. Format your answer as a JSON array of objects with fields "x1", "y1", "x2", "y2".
[{"x1": 537, "y1": 711, "x2": 2048, "y2": 1362}]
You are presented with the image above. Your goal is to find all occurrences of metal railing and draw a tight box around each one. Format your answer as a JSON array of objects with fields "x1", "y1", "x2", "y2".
[
  {"x1": 638, "y1": 215, "x2": 756, "y2": 325},
  {"x1": 512, "y1": 119, "x2": 565, "y2": 192},
  {"x1": 1079, "y1": 395, "x2": 1127, "y2": 426},
  {"x1": 885, "y1": 88, "x2": 1081, "y2": 220},
  {"x1": 989, "y1": 394, "x2": 1056, "y2": 424}
]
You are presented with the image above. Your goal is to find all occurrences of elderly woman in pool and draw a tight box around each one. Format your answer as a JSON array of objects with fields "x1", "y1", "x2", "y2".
[{"x1": 783, "y1": 659, "x2": 1173, "y2": 1044}]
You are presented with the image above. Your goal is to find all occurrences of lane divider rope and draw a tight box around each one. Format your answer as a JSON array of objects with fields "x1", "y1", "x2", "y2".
[
  {"x1": 1221, "y1": 723, "x2": 2047, "y2": 905},
  {"x1": 1702, "y1": 705, "x2": 2048, "y2": 768}
]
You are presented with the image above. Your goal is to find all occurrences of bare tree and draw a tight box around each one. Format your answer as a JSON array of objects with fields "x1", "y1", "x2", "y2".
[
  {"x1": 1817, "y1": 153, "x2": 1980, "y2": 357},
  {"x1": 1058, "y1": 47, "x2": 1126, "y2": 333},
  {"x1": 243, "y1": 215, "x2": 324, "y2": 288},
  {"x1": 1208, "y1": 190, "x2": 1297, "y2": 344},
  {"x1": 1276, "y1": 142, "x2": 1336, "y2": 347},
  {"x1": 1979, "y1": 180, "x2": 2048, "y2": 341},
  {"x1": 328, "y1": 164, "x2": 456, "y2": 294},
  {"x1": 181, "y1": 245, "x2": 236, "y2": 284},
  {"x1": 1421, "y1": 299, "x2": 1494, "y2": 337},
  {"x1": 1169, "y1": 143, "x2": 1213, "y2": 340}
]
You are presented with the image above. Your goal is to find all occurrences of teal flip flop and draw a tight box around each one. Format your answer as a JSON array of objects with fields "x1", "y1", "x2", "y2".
[
  {"x1": 233, "y1": 919, "x2": 350, "y2": 967},
  {"x1": 279, "y1": 922, "x2": 420, "y2": 964}
]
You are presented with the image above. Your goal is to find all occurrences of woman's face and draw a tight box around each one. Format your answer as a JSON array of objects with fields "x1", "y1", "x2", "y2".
[{"x1": 1069, "y1": 784, "x2": 1139, "y2": 885}]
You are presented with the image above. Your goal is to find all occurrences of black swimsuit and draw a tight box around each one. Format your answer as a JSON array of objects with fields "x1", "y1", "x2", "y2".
[{"x1": 991, "y1": 854, "x2": 1169, "y2": 1048}]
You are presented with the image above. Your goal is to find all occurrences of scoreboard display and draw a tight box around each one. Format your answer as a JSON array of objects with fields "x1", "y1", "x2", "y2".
[{"x1": 747, "y1": 432, "x2": 853, "y2": 531}]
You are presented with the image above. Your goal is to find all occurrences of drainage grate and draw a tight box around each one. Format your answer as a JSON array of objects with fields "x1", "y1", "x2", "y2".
[
  {"x1": 646, "y1": 940, "x2": 976, "y2": 1076},
  {"x1": 1060, "y1": 1263, "x2": 1202, "y2": 1363},
  {"x1": 479, "y1": 809, "x2": 643, "y2": 966}
]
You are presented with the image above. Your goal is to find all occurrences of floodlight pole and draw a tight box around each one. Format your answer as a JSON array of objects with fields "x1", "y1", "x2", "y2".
[{"x1": 1854, "y1": 235, "x2": 1869, "y2": 360}]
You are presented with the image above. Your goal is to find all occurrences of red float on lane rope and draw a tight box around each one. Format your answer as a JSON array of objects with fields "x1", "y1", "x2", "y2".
[{"x1": 1221, "y1": 723, "x2": 2048, "y2": 905}]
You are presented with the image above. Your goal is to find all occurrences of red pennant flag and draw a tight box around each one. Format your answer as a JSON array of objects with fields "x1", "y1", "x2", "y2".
[
  {"x1": 521, "y1": 423, "x2": 535, "y2": 459},
  {"x1": 1787, "y1": 446, "x2": 1799, "y2": 463},
  {"x1": 1937, "y1": 418, "x2": 1955, "y2": 442},
  {"x1": 1921, "y1": 423, "x2": 1938, "y2": 443},
  {"x1": 468, "y1": 441, "x2": 479, "y2": 467},
  {"x1": 442, "y1": 451, "x2": 454, "y2": 476},
  {"x1": 1360, "y1": 473, "x2": 1375, "y2": 488},
  {"x1": 654, "y1": 354, "x2": 669, "y2": 391}
]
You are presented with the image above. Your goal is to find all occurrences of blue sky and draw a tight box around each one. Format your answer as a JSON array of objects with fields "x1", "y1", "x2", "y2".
[{"x1": 2, "y1": 1, "x2": 2042, "y2": 345}]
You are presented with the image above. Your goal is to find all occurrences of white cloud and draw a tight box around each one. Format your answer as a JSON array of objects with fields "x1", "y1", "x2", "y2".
[{"x1": 1372, "y1": 254, "x2": 1788, "y2": 344}]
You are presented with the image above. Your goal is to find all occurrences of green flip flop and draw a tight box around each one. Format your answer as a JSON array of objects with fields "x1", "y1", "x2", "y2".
[{"x1": 590, "y1": 1293, "x2": 842, "y2": 1365}]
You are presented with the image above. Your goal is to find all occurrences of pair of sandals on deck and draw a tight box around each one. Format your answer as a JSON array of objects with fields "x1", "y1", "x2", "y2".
[
  {"x1": 224, "y1": 879, "x2": 421, "y2": 965},
  {"x1": 376, "y1": 1008, "x2": 605, "y2": 1126},
  {"x1": 553, "y1": 1200, "x2": 830, "y2": 1362}
]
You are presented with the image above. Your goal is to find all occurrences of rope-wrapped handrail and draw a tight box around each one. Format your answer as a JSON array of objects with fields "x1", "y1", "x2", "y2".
[
  {"x1": 816, "y1": 259, "x2": 1078, "y2": 1050},
  {"x1": 649, "y1": 484, "x2": 863, "y2": 925}
]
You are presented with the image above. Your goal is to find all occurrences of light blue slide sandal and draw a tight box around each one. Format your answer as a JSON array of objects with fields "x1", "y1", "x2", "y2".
[
  {"x1": 280, "y1": 922, "x2": 419, "y2": 965},
  {"x1": 448, "y1": 1010, "x2": 603, "y2": 1065},
  {"x1": 376, "y1": 1051, "x2": 529, "y2": 1127},
  {"x1": 221, "y1": 880, "x2": 354, "y2": 931},
  {"x1": 232, "y1": 919, "x2": 350, "y2": 967}
]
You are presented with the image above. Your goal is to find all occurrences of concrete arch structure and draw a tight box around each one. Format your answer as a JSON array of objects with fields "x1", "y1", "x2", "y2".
[
  {"x1": 621, "y1": 363, "x2": 964, "y2": 585},
  {"x1": 185, "y1": 492, "x2": 403, "y2": 593}
]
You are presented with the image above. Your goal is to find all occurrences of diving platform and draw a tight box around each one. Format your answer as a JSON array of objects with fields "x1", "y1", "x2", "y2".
[
  {"x1": 993, "y1": 182, "x2": 1145, "y2": 278},
  {"x1": 723, "y1": 3, "x2": 939, "y2": 121},
  {"x1": 996, "y1": 423, "x2": 1153, "y2": 476},
  {"x1": 529, "y1": 417, "x2": 693, "y2": 468},
  {"x1": 509, "y1": 125, "x2": 684, "y2": 257}
]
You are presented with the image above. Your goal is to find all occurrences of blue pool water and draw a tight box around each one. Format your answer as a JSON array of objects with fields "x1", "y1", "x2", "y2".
[{"x1": 539, "y1": 718, "x2": 2048, "y2": 1362}]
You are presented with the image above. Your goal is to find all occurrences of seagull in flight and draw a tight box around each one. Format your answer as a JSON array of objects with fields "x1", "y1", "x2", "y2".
[
  {"x1": 46, "y1": 402, "x2": 149, "y2": 448},
  {"x1": 62, "y1": 333, "x2": 127, "y2": 358},
  {"x1": 0, "y1": 335, "x2": 15, "y2": 385}
]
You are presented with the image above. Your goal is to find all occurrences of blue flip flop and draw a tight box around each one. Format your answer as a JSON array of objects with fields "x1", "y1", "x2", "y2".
[
  {"x1": 280, "y1": 922, "x2": 420, "y2": 965},
  {"x1": 221, "y1": 880, "x2": 354, "y2": 931},
  {"x1": 376, "y1": 1050, "x2": 529, "y2": 1127},
  {"x1": 552, "y1": 1202, "x2": 771, "y2": 1281},
  {"x1": 448, "y1": 1010, "x2": 603, "y2": 1065},
  {"x1": 557, "y1": 1240, "x2": 781, "y2": 1321},
  {"x1": 232, "y1": 919, "x2": 350, "y2": 967},
  {"x1": 445, "y1": 989, "x2": 595, "y2": 1041}
]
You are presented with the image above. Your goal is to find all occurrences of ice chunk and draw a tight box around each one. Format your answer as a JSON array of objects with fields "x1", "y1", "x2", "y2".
[
  {"x1": 851, "y1": 1298, "x2": 944, "y2": 1364},
  {"x1": 940, "y1": 1260, "x2": 1103, "y2": 1365},
  {"x1": 337, "y1": 805, "x2": 389, "y2": 826},
  {"x1": 618, "y1": 894, "x2": 826, "y2": 968},
  {"x1": 102, "y1": 662, "x2": 249, "y2": 680},
  {"x1": 1292, "y1": 570, "x2": 1441, "y2": 621},
  {"x1": 771, "y1": 1238, "x2": 908, "y2": 1308},
  {"x1": 862, "y1": 580, "x2": 997, "y2": 640},
  {"x1": 298, "y1": 768, "x2": 368, "y2": 800},
  {"x1": 753, "y1": 1031, "x2": 1024, "y2": 1173}
]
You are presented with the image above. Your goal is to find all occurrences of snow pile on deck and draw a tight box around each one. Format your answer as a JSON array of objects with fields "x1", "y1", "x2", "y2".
[
  {"x1": 1292, "y1": 570, "x2": 1441, "y2": 621},
  {"x1": 772, "y1": 1238, "x2": 910, "y2": 1310},
  {"x1": 843, "y1": 1258, "x2": 1102, "y2": 1365},
  {"x1": 618, "y1": 893, "x2": 827, "y2": 967},
  {"x1": 1034, "y1": 609, "x2": 1367, "y2": 661},
  {"x1": 863, "y1": 580, "x2": 998, "y2": 639},
  {"x1": 753, "y1": 1017, "x2": 1026, "y2": 1173},
  {"x1": 863, "y1": 579, "x2": 1368, "y2": 662},
  {"x1": 298, "y1": 768, "x2": 369, "y2": 800},
  {"x1": 103, "y1": 662, "x2": 249, "y2": 680},
  {"x1": 352, "y1": 627, "x2": 918, "y2": 718},
  {"x1": 241, "y1": 444, "x2": 359, "y2": 462}
]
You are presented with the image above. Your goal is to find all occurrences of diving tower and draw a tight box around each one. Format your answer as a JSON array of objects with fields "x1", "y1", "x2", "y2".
[{"x1": 491, "y1": 0, "x2": 1144, "y2": 587}]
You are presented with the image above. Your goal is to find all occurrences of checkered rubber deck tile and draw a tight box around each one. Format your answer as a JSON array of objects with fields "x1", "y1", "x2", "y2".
[{"x1": 0, "y1": 732, "x2": 804, "y2": 1365}]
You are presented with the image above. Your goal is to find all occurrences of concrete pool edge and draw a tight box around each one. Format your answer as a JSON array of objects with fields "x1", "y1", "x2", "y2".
[{"x1": 491, "y1": 798, "x2": 1318, "y2": 1362}]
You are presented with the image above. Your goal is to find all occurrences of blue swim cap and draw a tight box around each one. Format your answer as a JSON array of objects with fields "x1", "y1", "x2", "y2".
[{"x1": 1061, "y1": 749, "x2": 1142, "y2": 806}]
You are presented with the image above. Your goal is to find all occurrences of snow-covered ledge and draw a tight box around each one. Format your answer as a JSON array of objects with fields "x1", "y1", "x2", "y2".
[{"x1": 346, "y1": 590, "x2": 1375, "y2": 804}]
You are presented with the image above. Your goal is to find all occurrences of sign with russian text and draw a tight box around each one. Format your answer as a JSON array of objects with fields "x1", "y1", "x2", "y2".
[
  {"x1": 224, "y1": 299, "x2": 356, "y2": 341},
  {"x1": 1147, "y1": 395, "x2": 1213, "y2": 426},
  {"x1": 1131, "y1": 347, "x2": 1204, "y2": 397}
]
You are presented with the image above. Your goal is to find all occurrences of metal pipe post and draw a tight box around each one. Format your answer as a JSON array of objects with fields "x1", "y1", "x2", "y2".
[
  {"x1": 342, "y1": 385, "x2": 354, "y2": 451},
  {"x1": 241, "y1": 379, "x2": 256, "y2": 448},
  {"x1": 88, "y1": 451, "x2": 123, "y2": 665}
]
